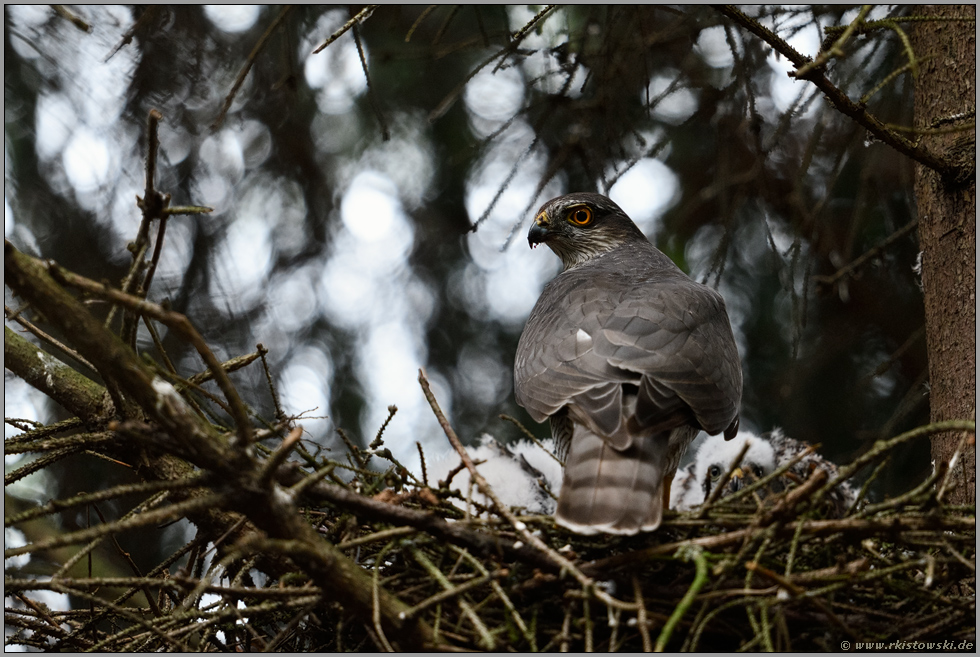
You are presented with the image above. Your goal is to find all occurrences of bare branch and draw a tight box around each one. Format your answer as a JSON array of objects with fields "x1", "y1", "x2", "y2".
[{"x1": 714, "y1": 5, "x2": 962, "y2": 178}]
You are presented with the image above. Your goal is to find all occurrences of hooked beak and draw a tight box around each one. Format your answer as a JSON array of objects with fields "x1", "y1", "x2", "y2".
[
  {"x1": 727, "y1": 467, "x2": 745, "y2": 493},
  {"x1": 528, "y1": 212, "x2": 551, "y2": 248}
]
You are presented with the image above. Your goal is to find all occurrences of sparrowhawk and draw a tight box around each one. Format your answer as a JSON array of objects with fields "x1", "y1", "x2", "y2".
[
  {"x1": 670, "y1": 431, "x2": 775, "y2": 512},
  {"x1": 514, "y1": 193, "x2": 742, "y2": 535},
  {"x1": 671, "y1": 429, "x2": 858, "y2": 517}
]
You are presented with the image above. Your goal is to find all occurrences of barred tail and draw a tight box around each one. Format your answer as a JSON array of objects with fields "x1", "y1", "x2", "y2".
[{"x1": 554, "y1": 425, "x2": 671, "y2": 535}]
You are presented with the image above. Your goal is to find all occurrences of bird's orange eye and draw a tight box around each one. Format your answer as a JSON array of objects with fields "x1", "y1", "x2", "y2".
[{"x1": 567, "y1": 206, "x2": 593, "y2": 226}]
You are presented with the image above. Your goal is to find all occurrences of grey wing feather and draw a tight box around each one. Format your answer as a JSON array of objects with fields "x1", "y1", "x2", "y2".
[
  {"x1": 516, "y1": 267, "x2": 741, "y2": 443},
  {"x1": 597, "y1": 282, "x2": 741, "y2": 435},
  {"x1": 515, "y1": 276, "x2": 634, "y2": 427}
]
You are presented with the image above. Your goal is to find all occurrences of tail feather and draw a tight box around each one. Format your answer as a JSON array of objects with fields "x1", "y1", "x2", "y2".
[{"x1": 554, "y1": 425, "x2": 671, "y2": 535}]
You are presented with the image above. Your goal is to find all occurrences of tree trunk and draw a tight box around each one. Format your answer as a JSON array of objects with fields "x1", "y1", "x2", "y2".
[{"x1": 909, "y1": 5, "x2": 976, "y2": 505}]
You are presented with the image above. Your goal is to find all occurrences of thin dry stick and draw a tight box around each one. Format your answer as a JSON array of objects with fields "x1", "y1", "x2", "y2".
[
  {"x1": 581, "y1": 514, "x2": 973, "y2": 577},
  {"x1": 856, "y1": 466, "x2": 942, "y2": 517},
  {"x1": 559, "y1": 605, "x2": 572, "y2": 652},
  {"x1": 370, "y1": 405, "x2": 398, "y2": 449},
  {"x1": 430, "y1": 4, "x2": 564, "y2": 123},
  {"x1": 336, "y1": 526, "x2": 417, "y2": 551},
  {"x1": 139, "y1": 322, "x2": 216, "y2": 422},
  {"x1": 795, "y1": 5, "x2": 873, "y2": 78},
  {"x1": 141, "y1": 109, "x2": 165, "y2": 226},
  {"x1": 409, "y1": 546, "x2": 495, "y2": 649},
  {"x1": 404, "y1": 5, "x2": 437, "y2": 42},
  {"x1": 400, "y1": 570, "x2": 497, "y2": 621},
  {"x1": 450, "y1": 545, "x2": 537, "y2": 649},
  {"x1": 4, "y1": 305, "x2": 97, "y2": 373},
  {"x1": 152, "y1": 369, "x2": 234, "y2": 419},
  {"x1": 470, "y1": 134, "x2": 541, "y2": 231},
  {"x1": 491, "y1": 578, "x2": 536, "y2": 649},
  {"x1": 418, "y1": 368, "x2": 637, "y2": 613},
  {"x1": 5, "y1": 448, "x2": 80, "y2": 486},
  {"x1": 4, "y1": 494, "x2": 224, "y2": 559},
  {"x1": 714, "y1": 5, "x2": 959, "y2": 178},
  {"x1": 886, "y1": 120, "x2": 977, "y2": 136},
  {"x1": 52, "y1": 492, "x2": 172, "y2": 580},
  {"x1": 105, "y1": 6, "x2": 158, "y2": 61},
  {"x1": 860, "y1": 55, "x2": 935, "y2": 105},
  {"x1": 106, "y1": 110, "x2": 160, "y2": 334},
  {"x1": 142, "y1": 315, "x2": 179, "y2": 375},
  {"x1": 633, "y1": 576, "x2": 652, "y2": 652},
  {"x1": 8, "y1": 576, "x2": 324, "y2": 599},
  {"x1": 942, "y1": 538, "x2": 976, "y2": 572},
  {"x1": 582, "y1": 596, "x2": 594, "y2": 652},
  {"x1": 312, "y1": 5, "x2": 377, "y2": 53},
  {"x1": 351, "y1": 22, "x2": 389, "y2": 140},
  {"x1": 257, "y1": 426, "x2": 304, "y2": 486},
  {"x1": 4, "y1": 473, "x2": 207, "y2": 527},
  {"x1": 187, "y1": 348, "x2": 264, "y2": 387},
  {"x1": 164, "y1": 204, "x2": 214, "y2": 215},
  {"x1": 813, "y1": 218, "x2": 918, "y2": 289},
  {"x1": 336, "y1": 427, "x2": 367, "y2": 469},
  {"x1": 416, "y1": 441, "x2": 429, "y2": 486},
  {"x1": 120, "y1": 113, "x2": 168, "y2": 344},
  {"x1": 431, "y1": 5, "x2": 459, "y2": 45},
  {"x1": 500, "y1": 413, "x2": 564, "y2": 466},
  {"x1": 815, "y1": 419, "x2": 975, "y2": 503},
  {"x1": 287, "y1": 462, "x2": 339, "y2": 499},
  {"x1": 372, "y1": 541, "x2": 397, "y2": 652},
  {"x1": 509, "y1": 5, "x2": 557, "y2": 46},
  {"x1": 213, "y1": 6, "x2": 294, "y2": 130},
  {"x1": 89, "y1": 504, "x2": 162, "y2": 617},
  {"x1": 12, "y1": 592, "x2": 70, "y2": 641},
  {"x1": 45, "y1": 581, "x2": 189, "y2": 651},
  {"x1": 264, "y1": 598, "x2": 318, "y2": 651},
  {"x1": 51, "y1": 4, "x2": 90, "y2": 31},
  {"x1": 139, "y1": 211, "x2": 173, "y2": 305},
  {"x1": 611, "y1": 606, "x2": 627, "y2": 651},
  {"x1": 255, "y1": 343, "x2": 286, "y2": 422},
  {"x1": 4, "y1": 428, "x2": 109, "y2": 457},
  {"x1": 48, "y1": 264, "x2": 254, "y2": 447},
  {"x1": 101, "y1": 538, "x2": 203, "y2": 626},
  {"x1": 176, "y1": 542, "x2": 256, "y2": 613},
  {"x1": 865, "y1": 326, "x2": 925, "y2": 381}
]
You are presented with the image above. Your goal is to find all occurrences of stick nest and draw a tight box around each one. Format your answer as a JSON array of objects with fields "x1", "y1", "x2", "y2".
[{"x1": 5, "y1": 395, "x2": 976, "y2": 651}]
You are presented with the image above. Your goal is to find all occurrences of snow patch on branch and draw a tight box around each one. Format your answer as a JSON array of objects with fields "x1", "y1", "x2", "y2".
[
  {"x1": 152, "y1": 376, "x2": 191, "y2": 415},
  {"x1": 421, "y1": 434, "x2": 563, "y2": 516}
]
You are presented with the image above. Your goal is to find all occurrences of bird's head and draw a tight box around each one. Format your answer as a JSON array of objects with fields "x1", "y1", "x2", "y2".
[
  {"x1": 697, "y1": 432, "x2": 776, "y2": 502},
  {"x1": 529, "y1": 193, "x2": 647, "y2": 270}
]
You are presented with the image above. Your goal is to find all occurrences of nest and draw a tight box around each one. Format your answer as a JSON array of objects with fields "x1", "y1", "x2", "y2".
[{"x1": 5, "y1": 373, "x2": 975, "y2": 651}]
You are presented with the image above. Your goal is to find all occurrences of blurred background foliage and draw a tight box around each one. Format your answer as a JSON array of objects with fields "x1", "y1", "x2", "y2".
[{"x1": 6, "y1": 4, "x2": 929, "y2": 545}]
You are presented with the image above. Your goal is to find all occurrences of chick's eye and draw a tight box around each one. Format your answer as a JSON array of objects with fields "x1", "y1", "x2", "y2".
[
  {"x1": 567, "y1": 206, "x2": 593, "y2": 226},
  {"x1": 753, "y1": 466, "x2": 764, "y2": 478},
  {"x1": 708, "y1": 465, "x2": 721, "y2": 479}
]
